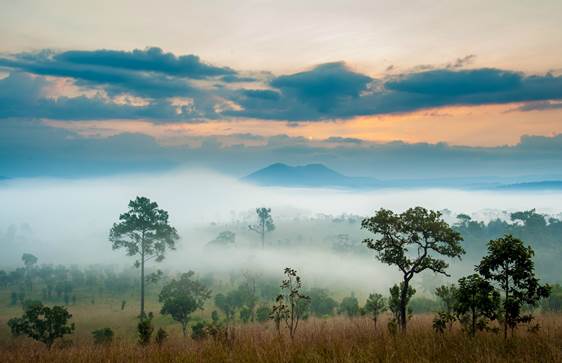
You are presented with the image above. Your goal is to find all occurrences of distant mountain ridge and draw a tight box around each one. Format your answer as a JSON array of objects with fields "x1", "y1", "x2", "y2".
[{"x1": 243, "y1": 163, "x2": 379, "y2": 188}]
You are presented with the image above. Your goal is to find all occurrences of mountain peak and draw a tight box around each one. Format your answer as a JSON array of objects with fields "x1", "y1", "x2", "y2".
[{"x1": 243, "y1": 163, "x2": 377, "y2": 188}]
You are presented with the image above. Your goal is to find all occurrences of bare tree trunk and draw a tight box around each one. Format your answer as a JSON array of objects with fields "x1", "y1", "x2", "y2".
[
  {"x1": 140, "y1": 247, "x2": 145, "y2": 321},
  {"x1": 399, "y1": 278, "x2": 409, "y2": 332},
  {"x1": 504, "y1": 269, "x2": 508, "y2": 340},
  {"x1": 261, "y1": 220, "x2": 265, "y2": 249}
]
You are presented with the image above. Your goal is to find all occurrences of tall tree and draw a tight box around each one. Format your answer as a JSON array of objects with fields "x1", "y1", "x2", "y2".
[
  {"x1": 477, "y1": 234, "x2": 550, "y2": 339},
  {"x1": 159, "y1": 271, "x2": 211, "y2": 337},
  {"x1": 249, "y1": 208, "x2": 275, "y2": 248},
  {"x1": 362, "y1": 207, "x2": 464, "y2": 332},
  {"x1": 21, "y1": 253, "x2": 37, "y2": 291},
  {"x1": 109, "y1": 196, "x2": 179, "y2": 320}
]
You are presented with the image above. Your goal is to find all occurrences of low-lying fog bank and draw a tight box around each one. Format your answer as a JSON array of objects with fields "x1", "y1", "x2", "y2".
[{"x1": 1, "y1": 169, "x2": 561, "y2": 289}]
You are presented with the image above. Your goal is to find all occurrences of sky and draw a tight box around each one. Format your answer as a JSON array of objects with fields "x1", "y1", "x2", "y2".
[{"x1": 1, "y1": 0, "x2": 562, "y2": 179}]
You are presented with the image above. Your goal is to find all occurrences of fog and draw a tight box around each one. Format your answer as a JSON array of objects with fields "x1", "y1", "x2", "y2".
[{"x1": 2, "y1": 169, "x2": 562, "y2": 291}]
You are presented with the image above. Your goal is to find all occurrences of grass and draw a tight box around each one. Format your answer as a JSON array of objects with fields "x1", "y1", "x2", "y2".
[{"x1": 1, "y1": 310, "x2": 562, "y2": 362}]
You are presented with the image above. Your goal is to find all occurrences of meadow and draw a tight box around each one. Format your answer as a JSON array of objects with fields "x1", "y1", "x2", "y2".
[{"x1": 1, "y1": 305, "x2": 561, "y2": 363}]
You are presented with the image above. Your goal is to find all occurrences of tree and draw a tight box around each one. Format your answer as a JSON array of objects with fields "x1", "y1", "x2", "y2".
[
  {"x1": 249, "y1": 207, "x2": 275, "y2": 248},
  {"x1": 109, "y1": 196, "x2": 179, "y2": 320},
  {"x1": 21, "y1": 253, "x2": 37, "y2": 291},
  {"x1": 270, "y1": 268, "x2": 310, "y2": 340},
  {"x1": 389, "y1": 283, "x2": 415, "y2": 325},
  {"x1": 21, "y1": 253, "x2": 38, "y2": 268},
  {"x1": 362, "y1": 207, "x2": 464, "y2": 332},
  {"x1": 433, "y1": 284, "x2": 458, "y2": 332},
  {"x1": 206, "y1": 231, "x2": 236, "y2": 248},
  {"x1": 137, "y1": 313, "x2": 154, "y2": 346},
  {"x1": 339, "y1": 294, "x2": 360, "y2": 317},
  {"x1": 308, "y1": 288, "x2": 338, "y2": 317},
  {"x1": 477, "y1": 234, "x2": 550, "y2": 339},
  {"x1": 8, "y1": 302, "x2": 75, "y2": 349},
  {"x1": 159, "y1": 271, "x2": 211, "y2": 337},
  {"x1": 363, "y1": 293, "x2": 387, "y2": 331},
  {"x1": 454, "y1": 274, "x2": 499, "y2": 336}
]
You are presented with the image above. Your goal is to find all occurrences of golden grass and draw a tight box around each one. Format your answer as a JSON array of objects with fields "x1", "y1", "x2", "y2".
[{"x1": 1, "y1": 314, "x2": 562, "y2": 362}]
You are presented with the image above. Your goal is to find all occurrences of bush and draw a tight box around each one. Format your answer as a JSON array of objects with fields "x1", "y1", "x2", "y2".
[
  {"x1": 92, "y1": 327, "x2": 114, "y2": 345},
  {"x1": 155, "y1": 328, "x2": 168, "y2": 347},
  {"x1": 191, "y1": 321, "x2": 207, "y2": 340},
  {"x1": 8, "y1": 302, "x2": 75, "y2": 349},
  {"x1": 137, "y1": 313, "x2": 154, "y2": 346},
  {"x1": 256, "y1": 305, "x2": 270, "y2": 322}
]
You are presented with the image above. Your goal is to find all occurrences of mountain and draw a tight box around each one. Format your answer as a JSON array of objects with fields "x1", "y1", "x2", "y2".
[
  {"x1": 497, "y1": 180, "x2": 562, "y2": 190},
  {"x1": 243, "y1": 163, "x2": 379, "y2": 188}
]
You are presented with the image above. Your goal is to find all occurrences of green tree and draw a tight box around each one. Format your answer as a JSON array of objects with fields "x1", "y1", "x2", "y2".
[
  {"x1": 339, "y1": 294, "x2": 360, "y2": 317},
  {"x1": 109, "y1": 196, "x2": 179, "y2": 320},
  {"x1": 8, "y1": 302, "x2": 75, "y2": 349},
  {"x1": 159, "y1": 271, "x2": 211, "y2": 337},
  {"x1": 388, "y1": 283, "x2": 415, "y2": 325},
  {"x1": 249, "y1": 207, "x2": 275, "y2": 248},
  {"x1": 433, "y1": 284, "x2": 458, "y2": 331},
  {"x1": 92, "y1": 327, "x2": 114, "y2": 345},
  {"x1": 362, "y1": 207, "x2": 464, "y2": 332},
  {"x1": 137, "y1": 313, "x2": 154, "y2": 346},
  {"x1": 308, "y1": 288, "x2": 338, "y2": 317},
  {"x1": 477, "y1": 234, "x2": 550, "y2": 339},
  {"x1": 363, "y1": 293, "x2": 387, "y2": 331},
  {"x1": 454, "y1": 274, "x2": 500, "y2": 336}
]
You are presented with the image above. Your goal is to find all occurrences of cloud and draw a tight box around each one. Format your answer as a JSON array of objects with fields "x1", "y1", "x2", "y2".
[
  {"x1": 1, "y1": 48, "x2": 562, "y2": 122},
  {"x1": 385, "y1": 68, "x2": 521, "y2": 95},
  {"x1": 54, "y1": 47, "x2": 234, "y2": 78},
  {"x1": 515, "y1": 100, "x2": 562, "y2": 112},
  {"x1": 446, "y1": 54, "x2": 476, "y2": 69},
  {"x1": 2, "y1": 120, "x2": 562, "y2": 180},
  {"x1": 0, "y1": 72, "x2": 214, "y2": 121}
]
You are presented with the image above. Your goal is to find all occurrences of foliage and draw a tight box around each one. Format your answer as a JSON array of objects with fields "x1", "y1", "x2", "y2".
[
  {"x1": 256, "y1": 305, "x2": 271, "y2": 322},
  {"x1": 270, "y1": 268, "x2": 310, "y2": 340},
  {"x1": 362, "y1": 207, "x2": 464, "y2": 331},
  {"x1": 454, "y1": 274, "x2": 500, "y2": 336},
  {"x1": 137, "y1": 313, "x2": 154, "y2": 346},
  {"x1": 155, "y1": 328, "x2": 168, "y2": 347},
  {"x1": 110, "y1": 196, "x2": 179, "y2": 319},
  {"x1": 92, "y1": 327, "x2": 114, "y2": 345},
  {"x1": 191, "y1": 321, "x2": 207, "y2": 340},
  {"x1": 339, "y1": 294, "x2": 360, "y2": 317},
  {"x1": 308, "y1": 288, "x2": 338, "y2": 317},
  {"x1": 363, "y1": 293, "x2": 386, "y2": 331},
  {"x1": 477, "y1": 234, "x2": 551, "y2": 339},
  {"x1": 8, "y1": 302, "x2": 75, "y2": 349},
  {"x1": 249, "y1": 208, "x2": 275, "y2": 248},
  {"x1": 159, "y1": 271, "x2": 211, "y2": 337},
  {"x1": 388, "y1": 283, "x2": 415, "y2": 325},
  {"x1": 207, "y1": 231, "x2": 236, "y2": 248}
]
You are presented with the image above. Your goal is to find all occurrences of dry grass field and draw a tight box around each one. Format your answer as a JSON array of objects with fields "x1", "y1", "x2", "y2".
[{"x1": 1, "y1": 312, "x2": 561, "y2": 363}]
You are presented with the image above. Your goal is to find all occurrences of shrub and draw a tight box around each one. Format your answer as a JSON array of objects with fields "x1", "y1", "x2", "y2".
[{"x1": 92, "y1": 327, "x2": 114, "y2": 345}]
